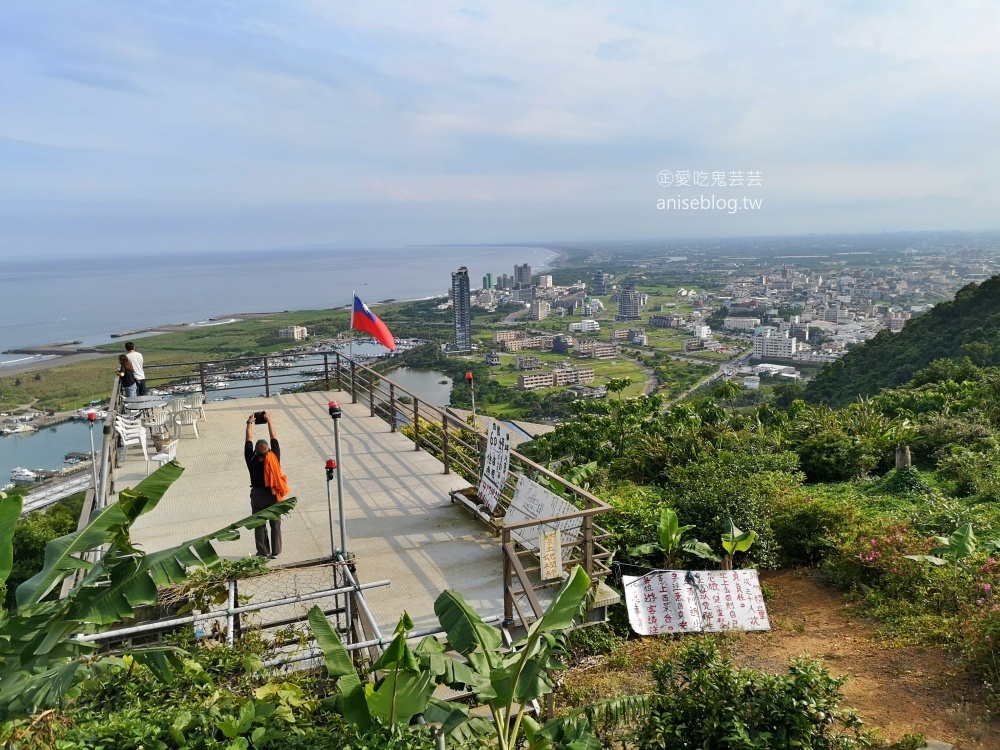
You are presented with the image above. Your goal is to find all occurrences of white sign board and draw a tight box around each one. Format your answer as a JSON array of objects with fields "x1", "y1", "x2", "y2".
[
  {"x1": 505, "y1": 475, "x2": 583, "y2": 549},
  {"x1": 539, "y1": 529, "x2": 563, "y2": 580},
  {"x1": 623, "y1": 570, "x2": 770, "y2": 636},
  {"x1": 478, "y1": 422, "x2": 511, "y2": 512}
]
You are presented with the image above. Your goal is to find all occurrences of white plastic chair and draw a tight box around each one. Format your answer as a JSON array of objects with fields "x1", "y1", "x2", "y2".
[
  {"x1": 143, "y1": 408, "x2": 172, "y2": 438},
  {"x1": 115, "y1": 422, "x2": 149, "y2": 461},
  {"x1": 167, "y1": 398, "x2": 188, "y2": 415},
  {"x1": 183, "y1": 392, "x2": 207, "y2": 420},
  {"x1": 147, "y1": 440, "x2": 178, "y2": 475},
  {"x1": 115, "y1": 413, "x2": 143, "y2": 430},
  {"x1": 173, "y1": 408, "x2": 200, "y2": 439}
]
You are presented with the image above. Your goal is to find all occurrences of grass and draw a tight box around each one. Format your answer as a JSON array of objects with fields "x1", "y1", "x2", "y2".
[{"x1": 0, "y1": 308, "x2": 354, "y2": 412}]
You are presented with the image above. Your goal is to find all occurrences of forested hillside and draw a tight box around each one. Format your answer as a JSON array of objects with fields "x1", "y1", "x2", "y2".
[{"x1": 806, "y1": 274, "x2": 1000, "y2": 405}]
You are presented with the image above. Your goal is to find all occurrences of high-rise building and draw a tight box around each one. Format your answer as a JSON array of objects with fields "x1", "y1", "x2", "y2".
[
  {"x1": 514, "y1": 263, "x2": 532, "y2": 289},
  {"x1": 593, "y1": 270, "x2": 607, "y2": 296},
  {"x1": 482, "y1": 273, "x2": 493, "y2": 290},
  {"x1": 451, "y1": 267, "x2": 472, "y2": 352},
  {"x1": 615, "y1": 283, "x2": 642, "y2": 322}
]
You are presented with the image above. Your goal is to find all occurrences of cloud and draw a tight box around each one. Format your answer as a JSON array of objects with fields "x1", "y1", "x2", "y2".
[{"x1": 1, "y1": 0, "x2": 999, "y2": 257}]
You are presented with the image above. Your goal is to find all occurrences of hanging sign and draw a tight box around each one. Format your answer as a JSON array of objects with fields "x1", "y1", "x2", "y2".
[
  {"x1": 478, "y1": 422, "x2": 511, "y2": 512},
  {"x1": 506, "y1": 475, "x2": 582, "y2": 549},
  {"x1": 539, "y1": 529, "x2": 563, "y2": 580},
  {"x1": 622, "y1": 569, "x2": 770, "y2": 635}
]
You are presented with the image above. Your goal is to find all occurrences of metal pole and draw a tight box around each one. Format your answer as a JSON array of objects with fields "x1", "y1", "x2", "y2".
[
  {"x1": 226, "y1": 580, "x2": 236, "y2": 647},
  {"x1": 87, "y1": 416, "x2": 99, "y2": 491},
  {"x1": 325, "y1": 460, "x2": 339, "y2": 563},
  {"x1": 327, "y1": 402, "x2": 349, "y2": 577}
]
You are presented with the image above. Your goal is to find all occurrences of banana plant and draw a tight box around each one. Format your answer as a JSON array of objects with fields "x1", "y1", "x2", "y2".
[
  {"x1": 0, "y1": 490, "x2": 21, "y2": 609},
  {"x1": 905, "y1": 523, "x2": 979, "y2": 566},
  {"x1": 720, "y1": 518, "x2": 757, "y2": 571},
  {"x1": 311, "y1": 566, "x2": 643, "y2": 749},
  {"x1": 0, "y1": 461, "x2": 298, "y2": 720},
  {"x1": 629, "y1": 507, "x2": 720, "y2": 569}
]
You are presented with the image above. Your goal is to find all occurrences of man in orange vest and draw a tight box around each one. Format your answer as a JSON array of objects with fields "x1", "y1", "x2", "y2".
[{"x1": 245, "y1": 410, "x2": 288, "y2": 558}]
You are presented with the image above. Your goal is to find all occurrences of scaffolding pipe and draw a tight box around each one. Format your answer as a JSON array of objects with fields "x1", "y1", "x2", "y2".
[
  {"x1": 337, "y1": 552, "x2": 378, "y2": 645},
  {"x1": 77, "y1": 579, "x2": 390, "y2": 643},
  {"x1": 264, "y1": 614, "x2": 503, "y2": 666}
]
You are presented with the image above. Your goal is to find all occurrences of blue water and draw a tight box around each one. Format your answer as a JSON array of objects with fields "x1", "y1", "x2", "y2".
[
  {"x1": 0, "y1": 420, "x2": 95, "y2": 489},
  {"x1": 0, "y1": 244, "x2": 558, "y2": 361}
]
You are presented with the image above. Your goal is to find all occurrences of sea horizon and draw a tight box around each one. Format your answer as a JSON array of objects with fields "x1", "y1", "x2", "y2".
[{"x1": 0, "y1": 244, "x2": 561, "y2": 366}]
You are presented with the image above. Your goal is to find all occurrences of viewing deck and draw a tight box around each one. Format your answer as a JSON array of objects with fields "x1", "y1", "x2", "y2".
[{"x1": 118, "y1": 390, "x2": 500, "y2": 632}]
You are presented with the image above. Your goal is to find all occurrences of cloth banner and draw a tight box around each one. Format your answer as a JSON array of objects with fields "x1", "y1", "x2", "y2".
[{"x1": 622, "y1": 569, "x2": 770, "y2": 635}]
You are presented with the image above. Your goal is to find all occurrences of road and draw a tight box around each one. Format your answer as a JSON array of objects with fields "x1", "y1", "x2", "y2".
[
  {"x1": 665, "y1": 352, "x2": 753, "y2": 406},
  {"x1": 502, "y1": 306, "x2": 530, "y2": 324}
]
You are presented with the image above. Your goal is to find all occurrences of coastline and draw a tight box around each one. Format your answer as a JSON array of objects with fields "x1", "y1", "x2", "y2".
[{"x1": 1, "y1": 246, "x2": 568, "y2": 378}]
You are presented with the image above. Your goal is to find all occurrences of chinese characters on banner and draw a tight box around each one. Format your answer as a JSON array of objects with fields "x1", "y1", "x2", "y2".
[
  {"x1": 478, "y1": 422, "x2": 511, "y2": 512},
  {"x1": 622, "y1": 570, "x2": 770, "y2": 635},
  {"x1": 539, "y1": 529, "x2": 563, "y2": 580},
  {"x1": 505, "y1": 475, "x2": 582, "y2": 549}
]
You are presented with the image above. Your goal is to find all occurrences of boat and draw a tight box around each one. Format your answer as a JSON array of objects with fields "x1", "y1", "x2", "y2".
[
  {"x1": 1, "y1": 423, "x2": 37, "y2": 436},
  {"x1": 10, "y1": 467, "x2": 39, "y2": 484}
]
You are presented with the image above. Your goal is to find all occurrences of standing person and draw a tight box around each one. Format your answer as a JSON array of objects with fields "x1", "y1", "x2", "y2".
[
  {"x1": 124, "y1": 342, "x2": 147, "y2": 396},
  {"x1": 244, "y1": 410, "x2": 289, "y2": 558},
  {"x1": 117, "y1": 355, "x2": 137, "y2": 397}
]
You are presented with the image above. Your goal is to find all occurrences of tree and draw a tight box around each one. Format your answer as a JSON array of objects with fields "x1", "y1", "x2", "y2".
[{"x1": 606, "y1": 377, "x2": 633, "y2": 401}]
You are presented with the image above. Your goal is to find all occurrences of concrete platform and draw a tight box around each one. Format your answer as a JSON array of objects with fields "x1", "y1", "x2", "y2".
[{"x1": 119, "y1": 390, "x2": 502, "y2": 633}]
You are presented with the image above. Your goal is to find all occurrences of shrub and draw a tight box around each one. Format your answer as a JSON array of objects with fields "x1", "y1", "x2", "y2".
[
  {"x1": 666, "y1": 451, "x2": 800, "y2": 569},
  {"x1": 638, "y1": 638, "x2": 877, "y2": 750},
  {"x1": 771, "y1": 492, "x2": 861, "y2": 566}
]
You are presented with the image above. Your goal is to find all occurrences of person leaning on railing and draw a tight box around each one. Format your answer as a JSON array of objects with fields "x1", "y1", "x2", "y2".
[{"x1": 244, "y1": 411, "x2": 289, "y2": 559}]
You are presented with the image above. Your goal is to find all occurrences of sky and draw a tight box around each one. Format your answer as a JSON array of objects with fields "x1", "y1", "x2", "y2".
[{"x1": 2, "y1": 1, "x2": 1000, "y2": 259}]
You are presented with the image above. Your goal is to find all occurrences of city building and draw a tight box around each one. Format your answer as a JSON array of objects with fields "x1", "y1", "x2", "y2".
[
  {"x1": 278, "y1": 326, "x2": 308, "y2": 341},
  {"x1": 514, "y1": 263, "x2": 532, "y2": 289},
  {"x1": 751, "y1": 327, "x2": 799, "y2": 360},
  {"x1": 484, "y1": 352, "x2": 501, "y2": 366},
  {"x1": 692, "y1": 324, "x2": 711, "y2": 339},
  {"x1": 493, "y1": 330, "x2": 525, "y2": 344},
  {"x1": 552, "y1": 335, "x2": 575, "y2": 354},
  {"x1": 451, "y1": 266, "x2": 472, "y2": 352},
  {"x1": 501, "y1": 335, "x2": 555, "y2": 352},
  {"x1": 616, "y1": 283, "x2": 642, "y2": 322},
  {"x1": 593, "y1": 270, "x2": 608, "y2": 296},
  {"x1": 537, "y1": 274, "x2": 553, "y2": 288},
  {"x1": 577, "y1": 340, "x2": 619, "y2": 359},
  {"x1": 529, "y1": 299, "x2": 551, "y2": 320},
  {"x1": 516, "y1": 356, "x2": 541, "y2": 370},
  {"x1": 482, "y1": 273, "x2": 493, "y2": 290},
  {"x1": 568, "y1": 319, "x2": 600, "y2": 333},
  {"x1": 517, "y1": 367, "x2": 595, "y2": 391},
  {"x1": 723, "y1": 317, "x2": 761, "y2": 331}
]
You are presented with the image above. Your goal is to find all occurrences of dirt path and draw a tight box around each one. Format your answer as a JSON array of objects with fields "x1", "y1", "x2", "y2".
[
  {"x1": 726, "y1": 571, "x2": 1000, "y2": 748},
  {"x1": 562, "y1": 570, "x2": 1000, "y2": 748}
]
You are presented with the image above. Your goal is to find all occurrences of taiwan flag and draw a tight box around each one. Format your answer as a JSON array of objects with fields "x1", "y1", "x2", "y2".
[{"x1": 351, "y1": 293, "x2": 396, "y2": 351}]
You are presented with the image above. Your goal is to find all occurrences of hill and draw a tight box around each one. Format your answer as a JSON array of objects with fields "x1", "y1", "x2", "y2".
[{"x1": 805, "y1": 274, "x2": 1000, "y2": 405}]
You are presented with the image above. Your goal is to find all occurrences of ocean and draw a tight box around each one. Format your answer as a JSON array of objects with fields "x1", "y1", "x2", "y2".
[{"x1": 0, "y1": 245, "x2": 559, "y2": 365}]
